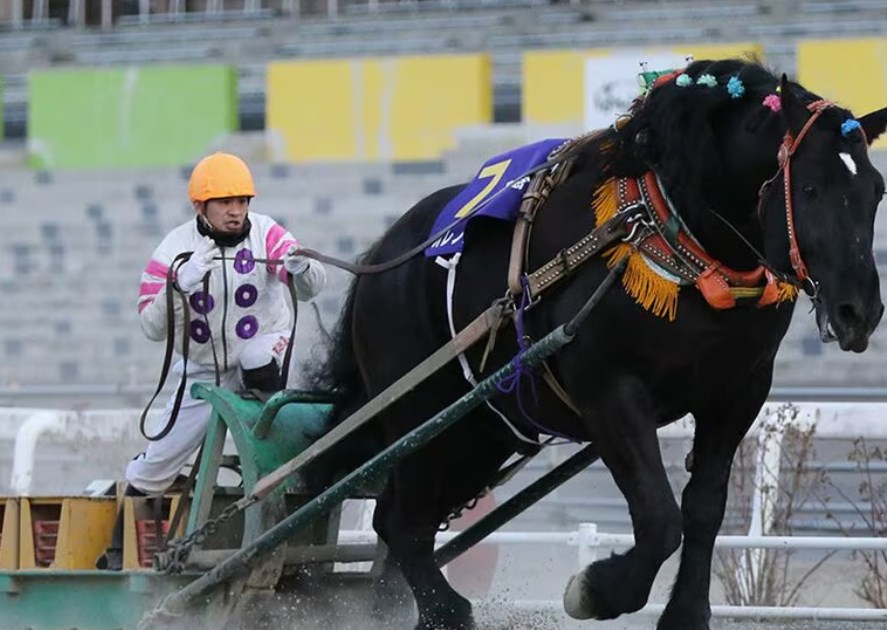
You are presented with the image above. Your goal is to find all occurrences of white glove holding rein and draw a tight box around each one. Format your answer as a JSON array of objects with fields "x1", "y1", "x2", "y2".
[
  {"x1": 283, "y1": 244, "x2": 310, "y2": 276},
  {"x1": 177, "y1": 236, "x2": 221, "y2": 294}
]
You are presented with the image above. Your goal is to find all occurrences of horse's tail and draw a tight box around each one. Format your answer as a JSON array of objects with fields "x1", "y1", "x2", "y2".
[
  {"x1": 304, "y1": 272, "x2": 386, "y2": 485},
  {"x1": 309, "y1": 276, "x2": 366, "y2": 422}
]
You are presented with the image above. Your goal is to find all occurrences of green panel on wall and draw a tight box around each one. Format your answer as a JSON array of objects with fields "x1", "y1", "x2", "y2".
[{"x1": 28, "y1": 65, "x2": 237, "y2": 169}]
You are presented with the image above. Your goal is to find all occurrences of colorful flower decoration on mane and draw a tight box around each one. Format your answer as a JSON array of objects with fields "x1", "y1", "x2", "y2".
[
  {"x1": 676, "y1": 74, "x2": 694, "y2": 87},
  {"x1": 762, "y1": 94, "x2": 781, "y2": 112},
  {"x1": 696, "y1": 74, "x2": 717, "y2": 87},
  {"x1": 841, "y1": 118, "x2": 861, "y2": 137},
  {"x1": 727, "y1": 76, "x2": 745, "y2": 99}
]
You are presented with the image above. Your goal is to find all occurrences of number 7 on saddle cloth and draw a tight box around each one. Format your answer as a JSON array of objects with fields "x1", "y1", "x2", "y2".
[{"x1": 425, "y1": 138, "x2": 567, "y2": 258}]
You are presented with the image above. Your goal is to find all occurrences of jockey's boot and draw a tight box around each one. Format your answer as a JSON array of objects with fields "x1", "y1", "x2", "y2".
[{"x1": 95, "y1": 483, "x2": 146, "y2": 571}]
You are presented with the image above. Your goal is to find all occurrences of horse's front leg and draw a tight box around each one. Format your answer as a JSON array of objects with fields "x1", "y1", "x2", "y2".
[
  {"x1": 657, "y1": 372, "x2": 771, "y2": 630},
  {"x1": 564, "y1": 374, "x2": 683, "y2": 620}
]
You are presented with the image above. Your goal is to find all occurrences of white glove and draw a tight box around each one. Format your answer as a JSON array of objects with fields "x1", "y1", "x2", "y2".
[
  {"x1": 283, "y1": 245, "x2": 310, "y2": 276},
  {"x1": 177, "y1": 236, "x2": 220, "y2": 294}
]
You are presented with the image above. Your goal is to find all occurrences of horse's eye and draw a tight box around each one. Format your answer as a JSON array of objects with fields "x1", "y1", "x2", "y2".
[{"x1": 802, "y1": 184, "x2": 817, "y2": 198}]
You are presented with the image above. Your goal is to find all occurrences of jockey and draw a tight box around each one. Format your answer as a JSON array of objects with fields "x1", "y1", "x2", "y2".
[{"x1": 97, "y1": 151, "x2": 325, "y2": 570}]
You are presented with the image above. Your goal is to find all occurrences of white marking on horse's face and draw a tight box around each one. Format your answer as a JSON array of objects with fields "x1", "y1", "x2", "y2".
[{"x1": 839, "y1": 152, "x2": 857, "y2": 176}]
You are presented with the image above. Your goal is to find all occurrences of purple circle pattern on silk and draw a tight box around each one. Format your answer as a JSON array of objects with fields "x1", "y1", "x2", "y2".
[
  {"x1": 234, "y1": 248, "x2": 255, "y2": 274},
  {"x1": 235, "y1": 283, "x2": 258, "y2": 308},
  {"x1": 190, "y1": 320, "x2": 210, "y2": 343},
  {"x1": 189, "y1": 291, "x2": 215, "y2": 315},
  {"x1": 236, "y1": 315, "x2": 259, "y2": 339}
]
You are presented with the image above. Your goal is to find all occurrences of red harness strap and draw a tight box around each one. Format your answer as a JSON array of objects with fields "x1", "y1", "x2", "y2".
[
  {"x1": 617, "y1": 173, "x2": 780, "y2": 310},
  {"x1": 775, "y1": 99, "x2": 834, "y2": 283}
]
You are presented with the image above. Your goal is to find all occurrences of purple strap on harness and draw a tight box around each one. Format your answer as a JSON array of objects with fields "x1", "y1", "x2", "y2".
[{"x1": 495, "y1": 276, "x2": 579, "y2": 443}]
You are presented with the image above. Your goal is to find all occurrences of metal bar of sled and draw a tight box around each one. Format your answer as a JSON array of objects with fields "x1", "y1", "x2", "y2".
[
  {"x1": 434, "y1": 444, "x2": 600, "y2": 567},
  {"x1": 245, "y1": 303, "x2": 502, "y2": 503},
  {"x1": 187, "y1": 543, "x2": 378, "y2": 570},
  {"x1": 145, "y1": 325, "x2": 574, "y2": 620}
]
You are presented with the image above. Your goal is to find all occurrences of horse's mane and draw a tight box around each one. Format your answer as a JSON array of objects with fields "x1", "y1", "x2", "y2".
[{"x1": 577, "y1": 58, "x2": 824, "y2": 215}]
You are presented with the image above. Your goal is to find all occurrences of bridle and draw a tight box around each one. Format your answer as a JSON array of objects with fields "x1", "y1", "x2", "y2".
[{"x1": 756, "y1": 99, "x2": 836, "y2": 298}]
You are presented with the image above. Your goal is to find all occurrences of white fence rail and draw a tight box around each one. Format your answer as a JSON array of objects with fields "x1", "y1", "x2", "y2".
[
  {"x1": 335, "y1": 523, "x2": 887, "y2": 621},
  {"x1": 2, "y1": 401, "x2": 887, "y2": 620}
]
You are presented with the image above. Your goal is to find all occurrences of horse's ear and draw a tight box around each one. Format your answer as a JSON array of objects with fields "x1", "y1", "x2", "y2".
[
  {"x1": 778, "y1": 74, "x2": 809, "y2": 136},
  {"x1": 858, "y1": 106, "x2": 887, "y2": 145}
]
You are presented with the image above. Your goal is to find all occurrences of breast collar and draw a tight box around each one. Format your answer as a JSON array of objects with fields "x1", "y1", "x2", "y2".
[{"x1": 615, "y1": 172, "x2": 798, "y2": 311}]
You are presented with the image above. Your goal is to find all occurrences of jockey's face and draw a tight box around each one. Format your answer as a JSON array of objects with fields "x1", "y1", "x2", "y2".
[{"x1": 198, "y1": 197, "x2": 250, "y2": 235}]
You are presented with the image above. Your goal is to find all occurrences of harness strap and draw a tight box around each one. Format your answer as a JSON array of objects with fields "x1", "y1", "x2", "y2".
[
  {"x1": 436, "y1": 254, "x2": 546, "y2": 447},
  {"x1": 540, "y1": 363, "x2": 582, "y2": 416},
  {"x1": 622, "y1": 174, "x2": 788, "y2": 309},
  {"x1": 517, "y1": 207, "x2": 627, "y2": 416},
  {"x1": 524, "y1": 211, "x2": 638, "y2": 300},
  {"x1": 507, "y1": 161, "x2": 575, "y2": 296}
]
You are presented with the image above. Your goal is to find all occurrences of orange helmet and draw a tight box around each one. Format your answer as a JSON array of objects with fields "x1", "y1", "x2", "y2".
[{"x1": 188, "y1": 152, "x2": 257, "y2": 203}]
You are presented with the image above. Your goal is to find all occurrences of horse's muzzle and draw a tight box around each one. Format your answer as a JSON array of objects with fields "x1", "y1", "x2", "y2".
[{"x1": 829, "y1": 299, "x2": 884, "y2": 353}]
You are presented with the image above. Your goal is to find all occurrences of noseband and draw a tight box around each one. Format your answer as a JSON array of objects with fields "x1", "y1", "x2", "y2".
[{"x1": 758, "y1": 99, "x2": 835, "y2": 295}]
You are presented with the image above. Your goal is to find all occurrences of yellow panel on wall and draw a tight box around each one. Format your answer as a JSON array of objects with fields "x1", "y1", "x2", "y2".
[
  {"x1": 523, "y1": 43, "x2": 764, "y2": 125},
  {"x1": 797, "y1": 38, "x2": 887, "y2": 149},
  {"x1": 267, "y1": 54, "x2": 491, "y2": 162},
  {"x1": 267, "y1": 59, "x2": 358, "y2": 161}
]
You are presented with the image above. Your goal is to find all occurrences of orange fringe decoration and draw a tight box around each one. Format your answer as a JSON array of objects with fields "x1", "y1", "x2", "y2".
[
  {"x1": 591, "y1": 178, "x2": 799, "y2": 320},
  {"x1": 777, "y1": 282, "x2": 799, "y2": 303},
  {"x1": 593, "y1": 178, "x2": 680, "y2": 321}
]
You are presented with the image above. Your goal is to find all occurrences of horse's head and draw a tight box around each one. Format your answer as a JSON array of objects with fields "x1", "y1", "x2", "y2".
[
  {"x1": 758, "y1": 76, "x2": 887, "y2": 352},
  {"x1": 616, "y1": 59, "x2": 887, "y2": 349}
]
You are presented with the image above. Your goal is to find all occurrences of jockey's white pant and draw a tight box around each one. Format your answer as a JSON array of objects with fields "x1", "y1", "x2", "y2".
[{"x1": 125, "y1": 332, "x2": 290, "y2": 495}]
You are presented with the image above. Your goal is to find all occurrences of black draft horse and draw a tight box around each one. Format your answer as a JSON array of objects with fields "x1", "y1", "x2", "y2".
[{"x1": 312, "y1": 59, "x2": 887, "y2": 629}]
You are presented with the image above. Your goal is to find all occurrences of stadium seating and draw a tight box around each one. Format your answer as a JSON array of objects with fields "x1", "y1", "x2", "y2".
[
  {"x1": 0, "y1": 0, "x2": 886, "y2": 400},
  {"x1": 0, "y1": 142, "x2": 885, "y2": 394}
]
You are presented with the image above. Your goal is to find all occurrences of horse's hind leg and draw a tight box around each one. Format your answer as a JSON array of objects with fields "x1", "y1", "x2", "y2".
[
  {"x1": 374, "y1": 422, "x2": 510, "y2": 630},
  {"x1": 564, "y1": 374, "x2": 683, "y2": 620}
]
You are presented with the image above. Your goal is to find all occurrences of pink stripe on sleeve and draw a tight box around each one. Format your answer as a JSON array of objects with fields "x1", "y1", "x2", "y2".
[
  {"x1": 270, "y1": 238, "x2": 298, "y2": 263},
  {"x1": 138, "y1": 299, "x2": 152, "y2": 314},
  {"x1": 265, "y1": 224, "x2": 287, "y2": 257},
  {"x1": 139, "y1": 281, "x2": 164, "y2": 297},
  {"x1": 144, "y1": 259, "x2": 169, "y2": 279}
]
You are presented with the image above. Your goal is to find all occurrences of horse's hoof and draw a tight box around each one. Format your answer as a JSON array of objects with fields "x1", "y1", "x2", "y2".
[{"x1": 563, "y1": 570, "x2": 594, "y2": 620}]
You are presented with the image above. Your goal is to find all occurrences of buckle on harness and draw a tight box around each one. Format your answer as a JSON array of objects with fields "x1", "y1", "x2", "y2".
[
  {"x1": 509, "y1": 274, "x2": 542, "y2": 310},
  {"x1": 621, "y1": 209, "x2": 655, "y2": 246}
]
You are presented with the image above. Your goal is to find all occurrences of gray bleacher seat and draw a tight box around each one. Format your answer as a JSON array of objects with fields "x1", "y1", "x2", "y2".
[
  {"x1": 115, "y1": 9, "x2": 275, "y2": 26},
  {"x1": 748, "y1": 20, "x2": 885, "y2": 36},
  {"x1": 802, "y1": 0, "x2": 887, "y2": 13},
  {"x1": 608, "y1": 3, "x2": 759, "y2": 21},
  {"x1": 75, "y1": 45, "x2": 218, "y2": 66},
  {"x1": 1, "y1": 140, "x2": 885, "y2": 391}
]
